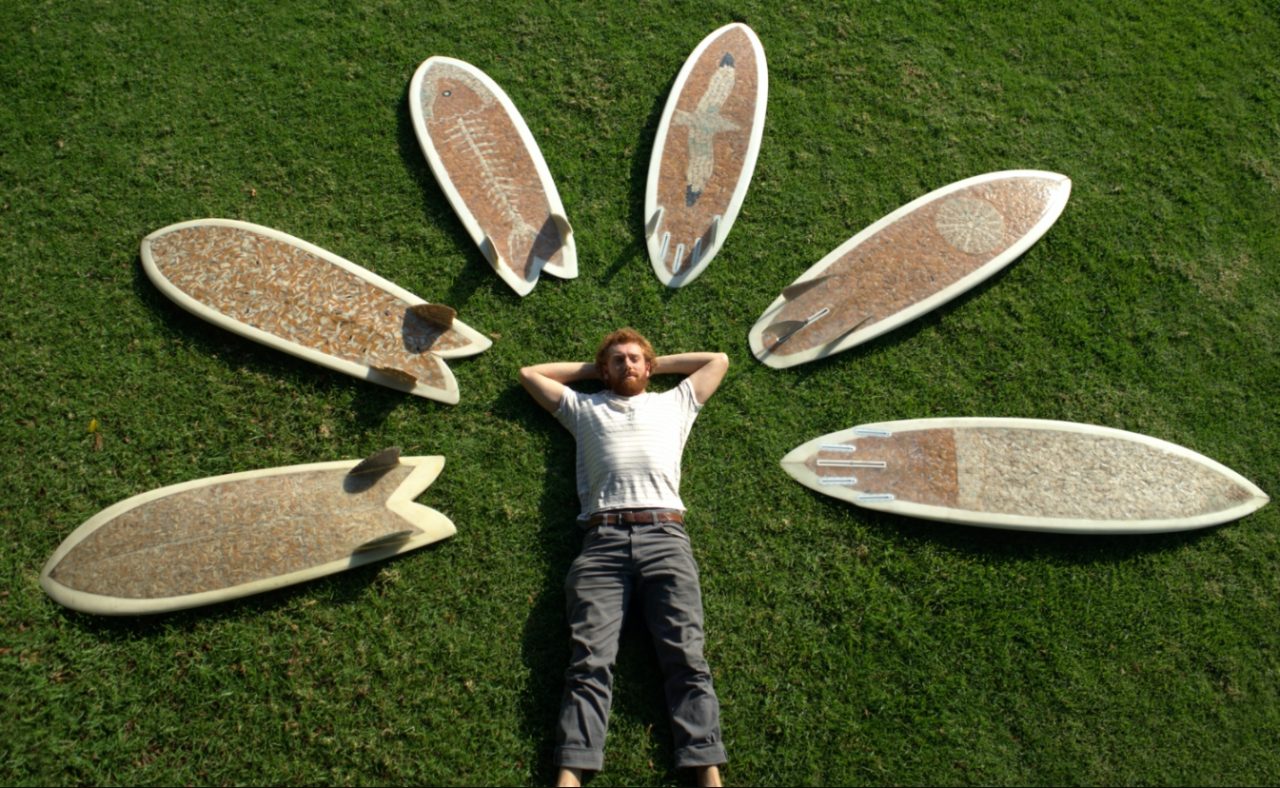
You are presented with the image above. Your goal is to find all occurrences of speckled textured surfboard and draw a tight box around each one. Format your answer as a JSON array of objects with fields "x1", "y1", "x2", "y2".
[
  {"x1": 750, "y1": 171, "x2": 1071, "y2": 367},
  {"x1": 782, "y1": 418, "x2": 1269, "y2": 534},
  {"x1": 41, "y1": 453, "x2": 454, "y2": 615},
  {"x1": 410, "y1": 56, "x2": 576, "y2": 296},
  {"x1": 645, "y1": 23, "x2": 767, "y2": 287},
  {"x1": 141, "y1": 219, "x2": 490, "y2": 404}
]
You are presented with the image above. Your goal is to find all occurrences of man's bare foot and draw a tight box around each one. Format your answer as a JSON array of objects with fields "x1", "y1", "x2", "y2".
[
  {"x1": 696, "y1": 765, "x2": 723, "y2": 787},
  {"x1": 556, "y1": 767, "x2": 584, "y2": 787}
]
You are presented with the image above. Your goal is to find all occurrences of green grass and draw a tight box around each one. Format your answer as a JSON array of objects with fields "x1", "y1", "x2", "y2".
[{"x1": 3, "y1": 0, "x2": 1279, "y2": 784}]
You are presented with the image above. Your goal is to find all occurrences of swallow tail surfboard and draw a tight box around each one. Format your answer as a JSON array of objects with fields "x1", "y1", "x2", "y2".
[
  {"x1": 645, "y1": 22, "x2": 767, "y2": 287},
  {"x1": 410, "y1": 56, "x2": 576, "y2": 296},
  {"x1": 782, "y1": 418, "x2": 1269, "y2": 534},
  {"x1": 141, "y1": 219, "x2": 491, "y2": 404},
  {"x1": 41, "y1": 449, "x2": 455, "y2": 615},
  {"x1": 750, "y1": 171, "x2": 1071, "y2": 367}
]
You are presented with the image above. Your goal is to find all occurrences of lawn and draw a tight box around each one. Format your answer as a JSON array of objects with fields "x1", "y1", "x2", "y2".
[{"x1": 2, "y1": 0, "x2": 1278, "y2": 785}]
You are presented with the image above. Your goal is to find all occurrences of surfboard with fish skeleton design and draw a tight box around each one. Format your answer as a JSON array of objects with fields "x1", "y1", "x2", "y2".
[
  {"x1": 750, "y1": 171, "x2": 1071, "y2": 367},
  {"x1": 782, "y1": 418, "x2": 1269, "y2": 534},
  {"x1": 40, "y1": 451, "x2": 455, "y2": 615},
  {"x1": 645, "y1": 23, "x2": 767, "y2": 287},
  {"x1": 410, "y1": 56, "x2": 576, "y2": 296},
  {"x1": 141, "y1": 219, "x2": 490, "y2": 404}
]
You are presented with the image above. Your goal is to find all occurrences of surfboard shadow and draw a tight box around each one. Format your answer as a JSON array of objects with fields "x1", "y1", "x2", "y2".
[
  {"x1": 394, "y1": 86, "x2": 514, "y2": 309},
  {"x1": 799, "y1": 485, "x2": 1221, "y2": 565},
  {"x1": 130, "y1": 256, "x2": 402, "y2": 428}
]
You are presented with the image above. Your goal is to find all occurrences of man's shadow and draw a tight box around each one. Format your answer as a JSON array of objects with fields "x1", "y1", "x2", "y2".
[{"x1": 494, "y1": 383, "x2": 678, "y2": 785}]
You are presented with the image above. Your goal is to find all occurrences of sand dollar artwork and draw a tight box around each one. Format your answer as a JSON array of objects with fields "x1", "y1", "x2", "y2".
[
  {"x1": 934, "y1": 196, "x2": 1005, "y2": 254},
  {"x1": 749, "y1": 171, "x2": 1072, "y2": 368}
]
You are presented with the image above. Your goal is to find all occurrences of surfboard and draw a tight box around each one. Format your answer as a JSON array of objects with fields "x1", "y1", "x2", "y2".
[
  {"x1": 645, "y1": 22, "x2": 767, "y2": 288},
  {"x1": 410, "y1": 56, "x2": 577, "y2": 296},
  {"x1": 782, "y1": 418, "x2": 1269, "y2": 534},
  {"x1": 40, "y1": 449, "x2": 456, "y2": 615},
  {"x1": 750, "y1": 171, "x2": 1072, "y2": 367},
  {"x1": 141, "y1": 219, "x2": 491, "y2": 405}
]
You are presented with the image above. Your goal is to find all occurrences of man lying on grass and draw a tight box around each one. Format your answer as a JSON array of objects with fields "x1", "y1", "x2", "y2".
[{"x1": 519, "y1": 328, "x2": 730, "y2": 788}]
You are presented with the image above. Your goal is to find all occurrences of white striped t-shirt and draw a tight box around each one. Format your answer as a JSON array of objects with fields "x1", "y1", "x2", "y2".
[{"x1": 554, "y1": 378, "x2": 703, "y2": 520}]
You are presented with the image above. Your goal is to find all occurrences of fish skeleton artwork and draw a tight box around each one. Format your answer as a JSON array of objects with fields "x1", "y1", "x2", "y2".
[
  {"x1": 645, "y1": 23, "x2": 767, "y2": 287},
  {"x1": 410, "y1": 56, "x2": 576, "y2": 296}
]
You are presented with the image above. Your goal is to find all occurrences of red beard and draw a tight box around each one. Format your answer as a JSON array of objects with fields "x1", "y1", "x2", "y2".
[{"x1": 608, "y1": 372, "x2": 649, "y2": 397}]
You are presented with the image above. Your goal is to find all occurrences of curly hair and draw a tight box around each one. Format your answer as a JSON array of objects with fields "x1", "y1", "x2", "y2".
[{"x1": 594, "y1": 327, "x2": 656, "y2": 375}]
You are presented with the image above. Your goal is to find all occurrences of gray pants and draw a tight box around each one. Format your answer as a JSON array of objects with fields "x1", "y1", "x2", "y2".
[{"x1": 555, "y1": 519, "x2": 727, "y2": 771}]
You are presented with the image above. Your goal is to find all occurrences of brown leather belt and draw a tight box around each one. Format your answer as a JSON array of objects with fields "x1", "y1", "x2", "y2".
[{"x1": 587, "y1": 509, "x2": 685, "y2": 528}]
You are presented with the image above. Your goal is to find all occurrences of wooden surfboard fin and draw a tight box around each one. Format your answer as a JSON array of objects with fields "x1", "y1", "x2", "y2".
[
  {"x1": 646, "y1": 207, "x2": 664, "y2": 239},
  {"x1": 352, "y1": 528, "x2": 418, "y2": 553},
  {"x1": 782, "y1": 276, "x2": 831, "y2": 301},
  {"x1": 409, "y1": 303, "x2": 456, "y2": 331},
  {"x1": 551, "y1": 213, "x2": 574, "y2": 242},
  {"x1": 349, "y1": 447, "x2": 402, "y2": 477},
  {"x1": 764, "y1": 308, "x2": 832, "y2": 351},
  {"x1": 372, "y1": 366, "x2": 417, "y2": 386}
]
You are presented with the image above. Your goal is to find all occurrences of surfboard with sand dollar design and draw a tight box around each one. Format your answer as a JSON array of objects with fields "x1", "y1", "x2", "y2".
[
  {"x1": 645, "y1": 23, "x2": 767, "y2": 287},
  {"x1": 41, "y1": 450, "x2": 455, "y2": 615},
  {"x1": 410, "y1": 56, "x2": 576, "y2": 296},
  {"x1": 782, "y1": 419, "x2": 1269, "y2": 534},
  {"x1": 749, "y1": 171, "x2": 1072, "y2": 367}
]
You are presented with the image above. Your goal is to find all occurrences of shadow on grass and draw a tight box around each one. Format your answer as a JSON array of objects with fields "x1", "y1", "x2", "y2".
[
  {"x1": 809, "y1": 490, "x2": 1222, "y2": 566},
  {"x1": 488, "y1": 381, "x2": 681, "y2": 785},
  {"x1": 599, "y1": 75, "x2": 674, "y2": 291},
  {"x1": 62, "y1": 543, "x2": 451, "y2": 638},
  {"x1": 131, "y1": 256, "x2": 408, "y2": 429}
]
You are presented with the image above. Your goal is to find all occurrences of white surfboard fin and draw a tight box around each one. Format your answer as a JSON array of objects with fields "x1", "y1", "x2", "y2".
[
  {"x1": 646, "y1": 207, "x2": 665, "y2": 239},
  {"x1": 782, "y1": 276, "x2": 831, "y2": 301},
  {"x1": 764, "y1": 308, "x2": 833, "y2": 351},
  {"x1": 349, "y1": 446, "x2": 402, "y2": 477},
  {"x1": 372, "y1": 366, "x2": 417, "y2": 386},
  {"x1": 409, "y1": 303, "x2": 456, "y2": 331},
  {"x1": 352, "y1": 528, "x2": 418, "y2": 553}
]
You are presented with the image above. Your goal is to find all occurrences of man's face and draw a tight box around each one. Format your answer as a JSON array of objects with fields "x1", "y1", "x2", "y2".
[{"x1": 601, "y1": 341, "x2": 652, "y2": 396}]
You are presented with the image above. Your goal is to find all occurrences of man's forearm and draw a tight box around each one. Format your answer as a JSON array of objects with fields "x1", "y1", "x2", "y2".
[
  {"x1": 522, "y1": 361, "x2": 599, "y2": 383},
  {"x1": 653, "y1": 353, "x2": 724, "y2": 376}
]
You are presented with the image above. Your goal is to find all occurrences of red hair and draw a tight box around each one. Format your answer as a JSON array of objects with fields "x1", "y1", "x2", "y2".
[{"x1": 595, "y1": 328, "x2": 656, "y2": 375}]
